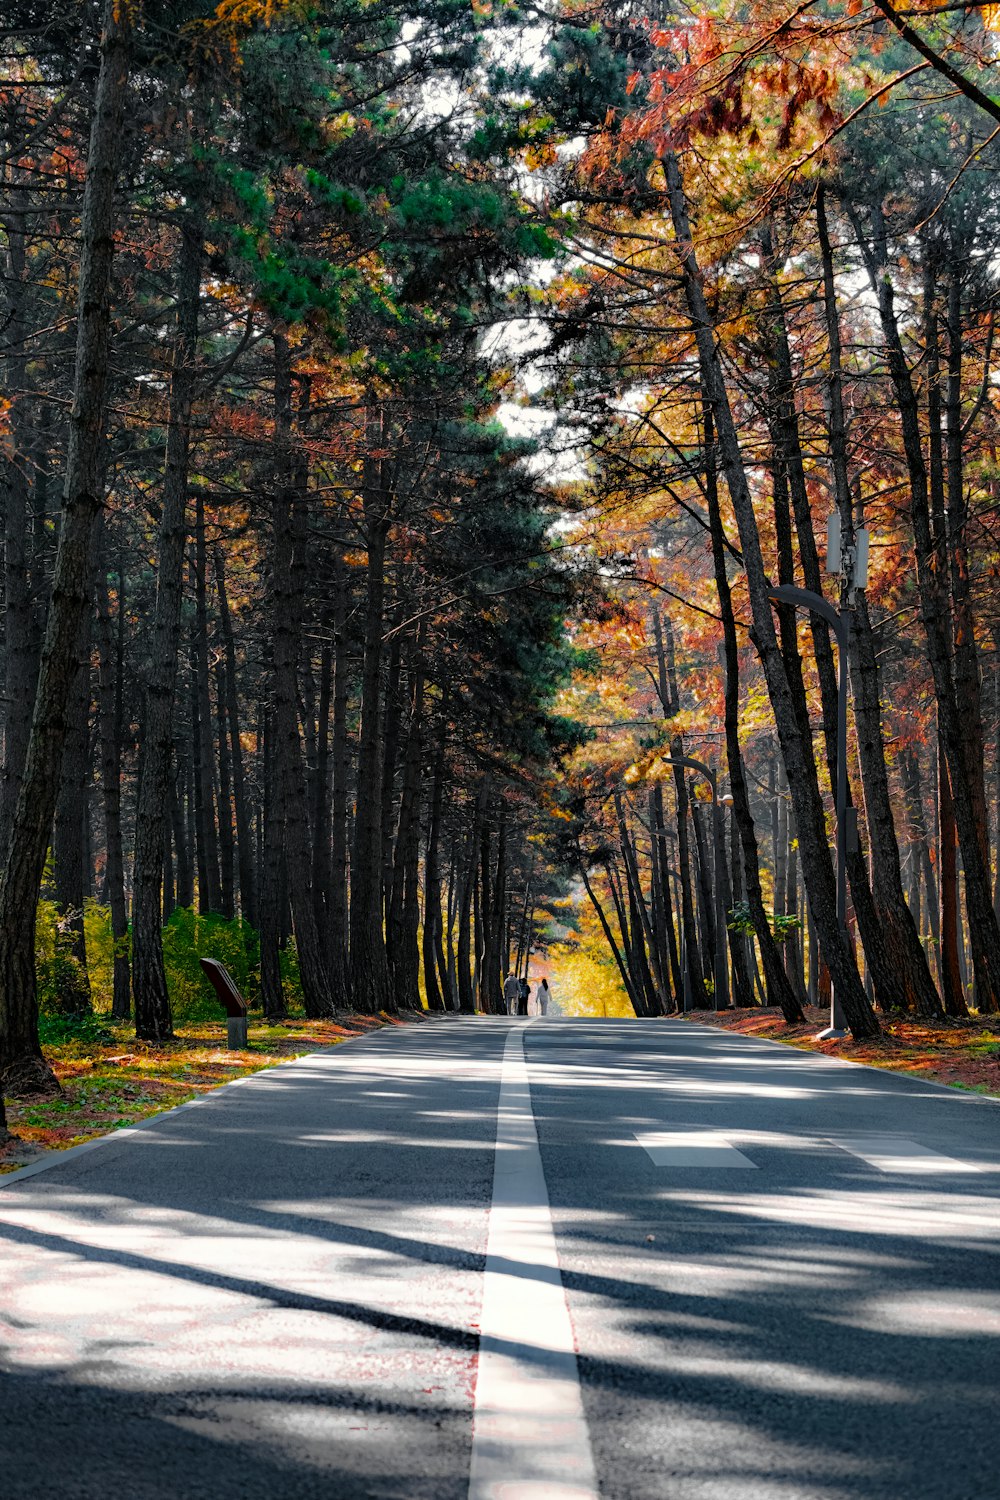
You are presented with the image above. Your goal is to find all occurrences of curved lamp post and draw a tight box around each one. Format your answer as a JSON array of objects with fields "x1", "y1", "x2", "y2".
[
  {"x1": 654, "y1": 755, "x2": 730, "y2": 1012},
  {"x1": 767, "y1": 584, "x2": 849, "y2": 1039}
]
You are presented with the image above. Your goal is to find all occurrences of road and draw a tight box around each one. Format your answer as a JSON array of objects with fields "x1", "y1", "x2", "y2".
[{"x1": 1, "y1": 1017, "x2": 998, "y2": 1499}]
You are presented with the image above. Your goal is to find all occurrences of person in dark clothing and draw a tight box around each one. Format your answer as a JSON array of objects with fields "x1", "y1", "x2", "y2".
[
  {"x1": 503, "y1": 972, "x2": 520, "y2": 1015},
  {"x1": 517, "y1": 978, "x2": 530, "y2": 1016}
]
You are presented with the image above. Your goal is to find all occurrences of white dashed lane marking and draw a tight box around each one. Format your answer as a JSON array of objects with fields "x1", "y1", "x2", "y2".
[
  {"x1": 832, "y1": 1137, "x2": 986, "y2": 1175},
  {"x1": 635, "y1": 1132, "x2": 758, "y2": 1168}
]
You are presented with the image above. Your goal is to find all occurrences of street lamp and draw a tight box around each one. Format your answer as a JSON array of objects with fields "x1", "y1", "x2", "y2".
[
  {"x1": 767, "y1": 584, "x2": 849, "y2": 1039},
  {"x1": 653, "y1": 755, "x2": 730, "y2": 1012}
]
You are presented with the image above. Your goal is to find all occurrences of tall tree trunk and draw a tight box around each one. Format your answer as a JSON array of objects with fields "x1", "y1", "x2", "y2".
[
  {"x1": 457, "y1": 784, "x2": 487, "y2": 1014},
  {"x1": 702, "y1": 403, "x2": 804, "y2": 1021},
  {"x1": 486, "y1": 817, "x2": 508, "y2": 1016},
  {"x1": 616, "y1": 791, "x2": 667, "y2": 1011},
  {"x1": 0, "y1": 1, "x2": 132, "y2": 1099},
  {"x1": 422, "y1": 714, "x2": 448, "y2": 1013},
  {"x1": 815, "y1": 194, "x2": 942, "y2": 1014},
  {"x1": 389, "y1": 649, "x2": 425, "y2": 1011},
  {"x1": 131, "y1": 219, "x2": 202, "y2": 1042},
  {"x1": 96, "y1": 566, "x2": 130, "y2": 1020},
  {"x1": 268, "y1": 332, "x2": 333, "y2": 1018},
  {"x1": 606, "y1": 859, "x2": 651, "y2": 1014},
  {"x1": 328, "y1": 553, "x2": 351, "y2": 1006},
  {"x1": 0, "y1": 193, "x2": 41, "y2": 863},
  {"x1": 945, "y1": 269, "x2": 993, "y2": 1010},
  {"x1": 665, "y1": 152, "x2": 877, "y2": 1036},
  {"x1": 690, "y1": 800, "x2": 716, "y2": 998},
  {"x1": 726, "y1": 797, "x2": 755, "y2": 1010},
  {"x1": 214, "y1": 649, "x2": 236, "y2": 923},
  {"x1": 900, "y1": 747, "x2": 941, "y2": 960},
  {"x1": 380, "y1": 620, "x2": 403, "y2": 922},
  {"x1": 852, "y1": 595, "x2": 942, "y2": 1015},
  {"x1": 651, "y1": 784, "x2": 682, "y2": 1008},
  {"x1": 191, "y1": 494, "x2": 222, "y2": 914},
  {"x1": 171, "y1": 760, "x2": 194, "y2": 910},
  {"x1": 579, "y1": 859, "x2": 643, "y2": 1015},
  {"x1": 312, "y1": 645, "x2": 333, "y2": 960},
  {"x1": 258, "y1": 705, "x2": 285, "y2": 1020},
  {"x1": 350, "y1": 419, "x2": 393, "y2": 1013},
  {"x1": 851, "y1": 198, "x2": 1000, "y2": 1011},
  {"x1": 767, "y1": 211, "x2": 910, "y2": 1013},
  {"x1": 52, "y1": 617, "x2": 93, "y2": 1014},
  {"x1": 938, "y1": 731, "x2": 968, "y2": 1017},
  {"x1": 214, "y1": 546, "x2": 256, "y2": 927}
]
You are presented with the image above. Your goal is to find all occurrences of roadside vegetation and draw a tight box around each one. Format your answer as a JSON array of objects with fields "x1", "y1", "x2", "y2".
[{"x1": 6, "y1": 2, "x2": 1000, "y2": 1147}]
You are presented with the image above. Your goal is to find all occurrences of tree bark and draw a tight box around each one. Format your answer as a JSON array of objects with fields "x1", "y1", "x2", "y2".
[
  {"x1": 938, "y1": 731, "x2": 968, "y2": 1016},
  {"x1": 328, "y1": 551, "x2": 351, "y2": 1006},
  {"x1": 703, "y1": 402, "x2": 804, "y2": 1022},
  {"x1": 389, "y1": 647, "x2": 425, "y2": 1011},
  {"x1": 258, "y1": 705, "x2": 285, "y2": 1020},
  {"x1": 350, "y1": 415, "x2": 393, "y2": 1013},
  {"x1": 0, "y1": 191, "x2": 42, "y2": 864},
  {"x1": 95, "y1": 565, "x2": 130, "y2": 1020},
  {"x1": 0, "y1": 1, "x2": 132, "y2": 1099},
  {"x1": 850, "y1": 198, "x2": 1000, "y2": 1011},
  {"x1": 422, "y1": 714, "x2": 448, "y2": 1013},
  {"x1": 131, "y1": 219, "x2": 202, "y2": 1042},
  {"x1": 191, "y1": 493, "x2": 223, "y2": 914},
  {"x1": 214, "y1": 546, "x2": 257, "y2": 929},
  {"x1": 268, "y1": 332, "x2": 333, "y2": 1018},
  {"x1": 767, "y1": 210, "x2": 914, "y2": 1013},
  {"x1": 52, "y1": 615, "x2": 93, "y2": 1014},
  {"x1": 456, "y1": 783, "x2": 487, "y2": 1014},
  {"x1": 665, "y1": 152, "x2": 878, "y2": 1037}
]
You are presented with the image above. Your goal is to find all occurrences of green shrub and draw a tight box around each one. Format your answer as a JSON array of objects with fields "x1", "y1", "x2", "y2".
[
  {"x1": 38, "y1": 1008, "x2": 115, "y2": 1048},
  {"x1": 160, "y1": 908, "x2": 261, "y2": 1020},
  {"x1": 34, "y1": 899, "x2": 304, "y2": 1026},
  {"x1": 278, "y1": 938, "x2": 303, "y2": 1013},
  {"x1": 83, "y1": 901, "x2": 116, "y2": 1010},
  {"x1": 35, "y1": 898, "x2": 90, "y2": 1015}
]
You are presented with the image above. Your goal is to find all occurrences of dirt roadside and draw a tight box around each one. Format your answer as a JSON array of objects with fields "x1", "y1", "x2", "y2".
[
  {"x1": 0, "y1": 1010, "x2": 430, "y2": 1173},
  {"x1": 682, "y1": 1005, "x2": 1000, "y2": 1100}
]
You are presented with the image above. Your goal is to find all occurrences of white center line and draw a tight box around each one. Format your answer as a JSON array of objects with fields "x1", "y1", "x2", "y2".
[{"x1": 469, "y1": 1024, "x2": 598, "y2": 1500}]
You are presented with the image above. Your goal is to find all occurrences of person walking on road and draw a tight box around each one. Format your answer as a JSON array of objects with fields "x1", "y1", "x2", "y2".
[
  {"x1": 536, "y1": 977, "x2": 550, "y2": 1015},
  {"x1": 517, "y1": 977, "x2": 531, "y2": 1016},
  {"x1": 503, "y1": 972, "x2": 520, "y2": 1015}
]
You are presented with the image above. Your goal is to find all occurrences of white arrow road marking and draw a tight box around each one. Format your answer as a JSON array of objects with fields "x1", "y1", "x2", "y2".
[
  {"x1": 833, "y1": 1137, "x2": 985, "y2": 1175},
  {"x1": 635, "y1": 1131, "x2": 758, "y2": 1168},
  {"x1": 469, "y1": 1024, "x2": 598, "y2": 1500}
]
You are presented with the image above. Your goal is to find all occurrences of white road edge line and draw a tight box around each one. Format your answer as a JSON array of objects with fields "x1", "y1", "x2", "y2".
[{"x1": 469, "y1": 1022, "x2": 599, "y2": 1500}]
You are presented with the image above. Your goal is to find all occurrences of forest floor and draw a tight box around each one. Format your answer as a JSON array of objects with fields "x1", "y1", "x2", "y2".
[
  {"x1": 0, "y1": 1009, "x2": 427, "y2": 1172},
  {"x1": 684, "y1": 1006, "x2": 1000, "y2": 1100}
]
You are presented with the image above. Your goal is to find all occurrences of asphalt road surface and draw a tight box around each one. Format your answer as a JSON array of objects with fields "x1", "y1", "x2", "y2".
[{"x1": 1, "y1": 1017, "x2": 998, "y2": 1499}]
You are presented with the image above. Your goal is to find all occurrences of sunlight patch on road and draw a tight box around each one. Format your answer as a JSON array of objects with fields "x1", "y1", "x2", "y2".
[
  {"x1": 821, "y1": 1289, "x2": 1000, "y2": 1337},
  {"x1": 652, "y1": 1187, "x2": 1000, "y2": 1240}
]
